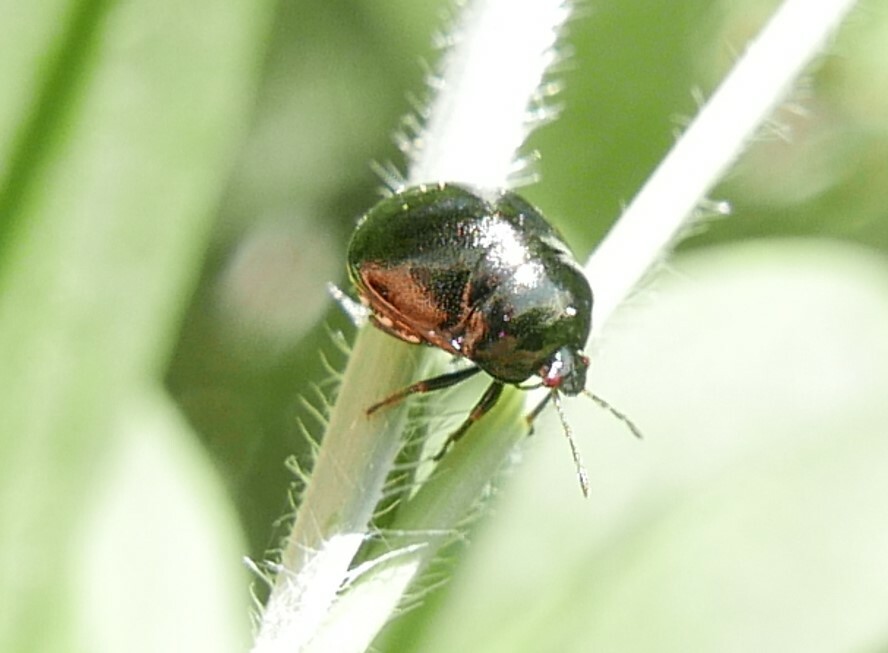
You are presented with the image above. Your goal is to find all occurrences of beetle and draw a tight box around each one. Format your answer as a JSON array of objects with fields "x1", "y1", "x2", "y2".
[{"x1": 347, "y1": 182, "x2": 639, "y2": 495}]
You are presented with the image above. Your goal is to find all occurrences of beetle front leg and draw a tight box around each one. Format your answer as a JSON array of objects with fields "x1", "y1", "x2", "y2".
[
  {"x1": 524, "y1": 391, "x2": 554, "y2": 435},
  {"x1": 432, "y1": 380, "x2": 505, "y2": 460}
]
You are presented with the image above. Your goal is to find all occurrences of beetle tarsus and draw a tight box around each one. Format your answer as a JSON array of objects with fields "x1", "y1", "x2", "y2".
[{"x1": 525, "y1": 391, "x2": 555, "y2": 433}]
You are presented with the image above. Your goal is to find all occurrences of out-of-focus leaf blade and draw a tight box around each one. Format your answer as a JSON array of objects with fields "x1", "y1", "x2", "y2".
[
  {"x1": 0, "y1": 0, "x2": 273, "y2": 649},
  {"x1": 409, "y1": 241, "x2": 888, "y2": 653}
]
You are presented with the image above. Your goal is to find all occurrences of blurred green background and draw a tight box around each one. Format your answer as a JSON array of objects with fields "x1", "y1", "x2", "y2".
[{"x1": 2, "y1": 0, "x2": 888, "y2": 651}]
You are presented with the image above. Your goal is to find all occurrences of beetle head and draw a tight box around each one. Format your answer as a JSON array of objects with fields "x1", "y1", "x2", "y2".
[{"x1": 540, "y1": 347, "x2": 589, "y2": 396}]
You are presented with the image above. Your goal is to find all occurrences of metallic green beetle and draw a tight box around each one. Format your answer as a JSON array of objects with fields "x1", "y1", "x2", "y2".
[{"x1": 347, "y1": 183, "x2": 636, "y2": 492}]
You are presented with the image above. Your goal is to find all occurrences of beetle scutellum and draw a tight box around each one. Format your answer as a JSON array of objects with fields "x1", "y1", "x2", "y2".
[{"x1": 347, "y1": 183, "x2": 639, "y2": 495}]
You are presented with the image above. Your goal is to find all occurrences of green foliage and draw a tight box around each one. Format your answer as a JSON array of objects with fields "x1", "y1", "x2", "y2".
[
  {"x1": 0, "y1": 0, "x2": 273, "y2": 650},
  {"x1": 4, "y1": 0, "x2": 888, "y2": 651}
]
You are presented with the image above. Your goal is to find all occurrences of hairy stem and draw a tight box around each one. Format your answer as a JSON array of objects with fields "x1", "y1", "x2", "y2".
[
  {"x1": 252, "y1": 1, "x2": 573, "y2": 652},
  {"x1": 585, "y1": 0, "x2": 859, "y2": 335}
]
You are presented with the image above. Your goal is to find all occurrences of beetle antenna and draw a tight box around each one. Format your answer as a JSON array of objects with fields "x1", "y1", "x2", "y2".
[
  {"x1": 582, "y1": 390, "x2": 643, "y2": 440},
  {"x1": 552, "y1": 392, "x2": 590, "y2": 498}
]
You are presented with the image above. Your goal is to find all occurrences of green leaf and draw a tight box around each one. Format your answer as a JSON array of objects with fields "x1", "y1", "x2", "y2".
[
  {"x1": 404, "y1": 240, "x2": 888, "y2": 653},
  {"x1": 0, "y1": 0, "x2": 273, "y2": 650},
  {"x1": 72, "y1": 391, "x2": 252, "y2": 653}
]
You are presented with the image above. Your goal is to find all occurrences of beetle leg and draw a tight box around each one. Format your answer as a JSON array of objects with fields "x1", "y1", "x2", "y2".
[
  {"x1": 366, "y1": 366, "x2": 482, "y2": 415},
  {"x1": 524, "y1": 391, "x2": 555, "y2": 435},
  {"x1": 432, "y1": 380, "x2": 505, "y2": 460}
]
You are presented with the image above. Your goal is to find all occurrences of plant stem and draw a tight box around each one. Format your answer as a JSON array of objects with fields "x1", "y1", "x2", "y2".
[
  {"x1": 252, "y1": 1, "x2": 573, "y2": 651},
  {"x1": 584, "y1": 0, "x2": 859, "y2": 335},
  {"x1": 407, "y1": 0, "x2": 570, "y2": 187}
]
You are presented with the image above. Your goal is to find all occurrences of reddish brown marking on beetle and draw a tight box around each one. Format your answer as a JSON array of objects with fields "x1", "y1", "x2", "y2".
[{"x1": 355, "y1": 263, "x2": 463, "y2": 355}]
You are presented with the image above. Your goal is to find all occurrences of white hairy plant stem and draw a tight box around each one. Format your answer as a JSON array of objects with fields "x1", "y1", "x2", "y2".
[
  {"x1": 252, "y1": 2, "x2": 572, "y2": 652},
  {"x1": 585, "y1": 0, "x2": 859, "y2": 333},
  {"x1": 252, "y1": 0, "x2": 858, "y2": 651}
]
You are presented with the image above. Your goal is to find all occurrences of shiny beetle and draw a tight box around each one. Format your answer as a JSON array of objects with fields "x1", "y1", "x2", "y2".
[{"x1": 347, "y1": 183, "x2": 638, "y2": 495}]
